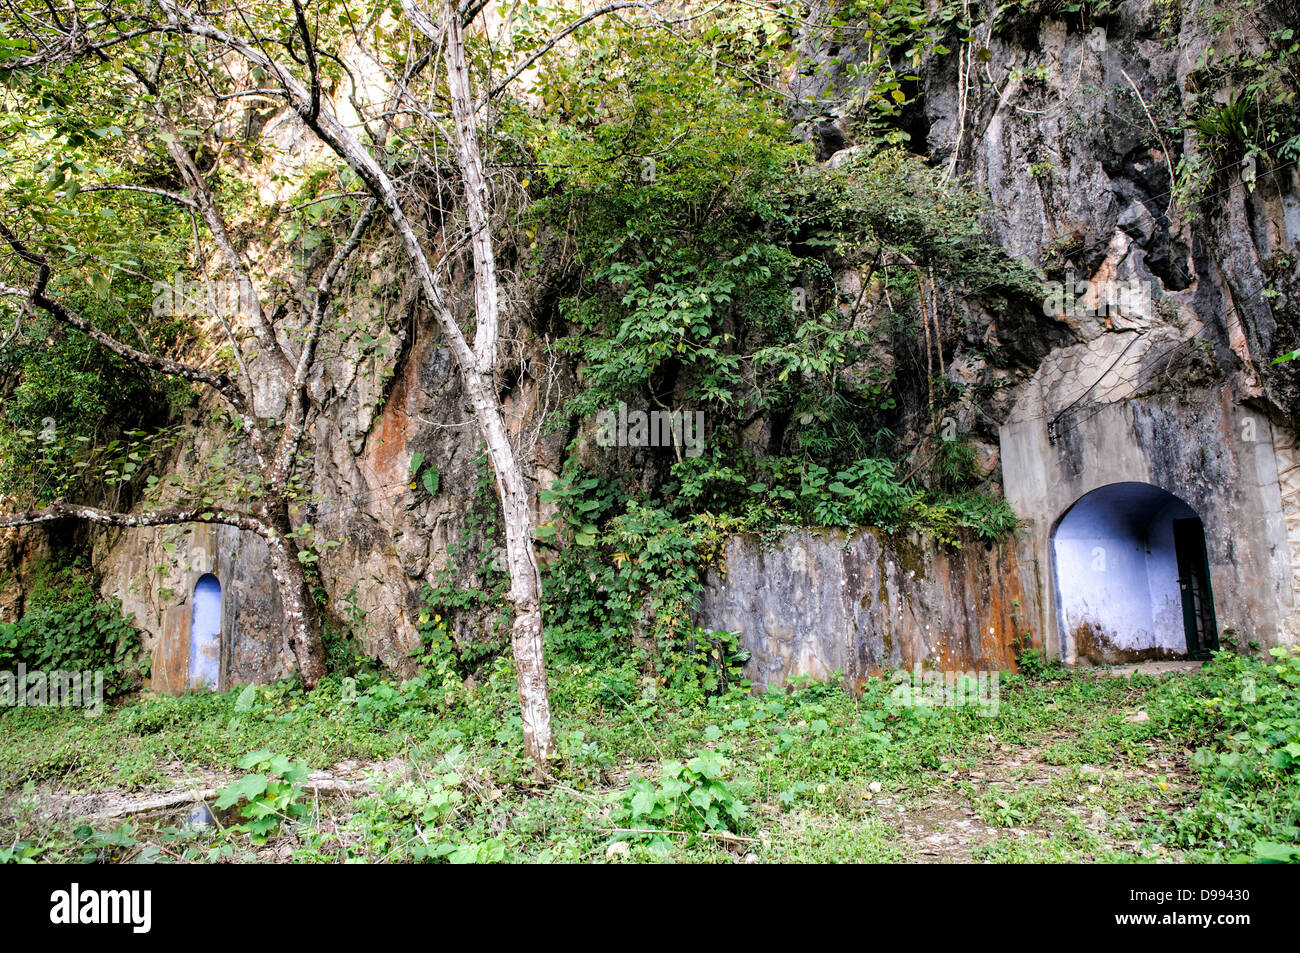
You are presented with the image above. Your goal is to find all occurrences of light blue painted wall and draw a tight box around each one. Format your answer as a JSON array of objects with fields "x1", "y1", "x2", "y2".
[
  {"x1": 1052, "y1": 483, "x2": 1195, "y2": 657},
  {"x1": 188, "y1": 574, "x2": 222, "y2": 690}
]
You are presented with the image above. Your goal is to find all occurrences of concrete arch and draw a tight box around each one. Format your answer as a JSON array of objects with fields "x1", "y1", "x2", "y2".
[{"x1": 1051, "y1": 482, "x2": 1218, "y2": 664}]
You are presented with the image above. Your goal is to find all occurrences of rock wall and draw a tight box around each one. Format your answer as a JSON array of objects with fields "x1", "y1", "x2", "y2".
[
  {"x1": 5, "y1": 1, "x2": 1297, "y2": 689},
  {"x1": 919, "y1": 0, "x2": 1298, "y2": 422},
  {"x1": 800, "y1": 0, "x2": 1299, "y2": 460},
  {"x1": 0, "y1": 524, "x2": 51, "y2": 624},
  {"x1": 700, "y1": 528, "x2": 1025, "y2": 690},
  {"x1": 798, "y1": 0, "x2": 1300, "y2": 661},
  {"x1": 1270, "y1": 423, "x2": 1300, "y2": 609}
]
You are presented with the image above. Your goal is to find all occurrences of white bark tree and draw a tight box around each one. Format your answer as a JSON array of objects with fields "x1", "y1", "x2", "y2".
[
  {"x1": 3, "y1": 0, "x2": 680, "y2": 765},
  {"x1": 146, "y1": 0, "x2": 554, "y2": 761}
]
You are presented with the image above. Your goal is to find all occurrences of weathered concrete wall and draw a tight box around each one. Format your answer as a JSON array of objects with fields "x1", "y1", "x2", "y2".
[
  {"x1": 97, "y1": 522, "x2": 291, "y2": 694},
  {"x1": 699, "y1": 528, "x2": 1024, "y2": 691},
  {"x1": 1000, "y1": 388, "x2": 1298, "y2": 662}
]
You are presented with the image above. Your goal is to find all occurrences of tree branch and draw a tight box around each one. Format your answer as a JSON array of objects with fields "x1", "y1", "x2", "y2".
[
  {"x1": 154, "y1": 0, "x2": 482, "y2": 381},
  {"x1": 0, "y1": 501, "x2": 266, "y2": 535},
  {"x1": 485, "y1": 2, "x2": 656, "y2": 104},
  {"x1": 151, "y1": 106, "x2": 296, "y2": 380},
  {"x1": 0, "y1": 25, "x2": 159, "y2": 70},
  {"x1": 79, "y1": 183, "x2": 199, "y2": 208},
  {"x1": 0, "y1": 218, "x2": 253, "y2": 420},
  {"x1": 267, "y1": 200, "x2": 377, "y2": 486},
  {"x1": 415, "y1": 0, "x2": 500, "y2": 373},
  {"x1": 290, "y1": 0, "x2": 321, "y2": 122}
]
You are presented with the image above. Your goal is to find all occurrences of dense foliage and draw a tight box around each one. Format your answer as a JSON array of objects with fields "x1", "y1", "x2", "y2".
[
  {"x1": 1153, "y1": 644, "x2": 1300, "y2": 861},
  {"x1": 0, "y1": 61, "x2": 196, "y2": 502},
  {"x1": 0, "y1": 561, "x2": 148, "y2": 696},
  {"x1": 514, "y1": 15, "x2": 1035, "y2": 466},
  {"x1": 476, "y1": 10, "x2": 1031, "y2": 676}
]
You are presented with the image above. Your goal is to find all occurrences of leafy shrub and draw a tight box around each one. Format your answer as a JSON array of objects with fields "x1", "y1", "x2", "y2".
[
  {"x1": 613, "y1": 749, "x2": 748, "y2": 845},
  {"x1": 0, "y1": 565, "x2": 147, "y2": 696},
  {"x1": 540, "y1": 474, "x2": 706, "y2": 664},
  {"x1": 1152, "y1": 646, "x2": 1300, "y2": 861},
  {"x1": 670, "y1": 452, "x2": 1017, "y2": 541},
  {"x1": 214, "y1": 750, "x2": 310, "y2": 843},
  {"x1": 661, "y1": 627, "x2": 749, "y2": 701}
]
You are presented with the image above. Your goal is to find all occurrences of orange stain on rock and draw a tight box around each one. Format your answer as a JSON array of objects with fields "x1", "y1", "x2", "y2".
[{"x1": 366, "y1": 354, "x2": 416, "y2": 483}]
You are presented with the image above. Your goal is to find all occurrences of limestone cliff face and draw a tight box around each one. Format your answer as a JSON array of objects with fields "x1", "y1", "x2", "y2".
[
  {"x1": 766, "y1": 1, "x2": 1300, "y2": 682},
  {"x1": 5, "y1": 1, "x2": 1298, "y2": 687},
  {"x1": 799, "y1": 0, "x2": 1297, "y2": 441},
  {"x1": 83, "y1": 215, "x2": 579, "y2": 682}
]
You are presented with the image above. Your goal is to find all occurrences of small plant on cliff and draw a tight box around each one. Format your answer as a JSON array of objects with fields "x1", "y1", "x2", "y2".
[{"x1": 1176, "y1": 0, "x2": 1300, "y2": 213}]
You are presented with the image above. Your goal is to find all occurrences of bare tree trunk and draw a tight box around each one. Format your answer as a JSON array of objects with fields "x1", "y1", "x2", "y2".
[
  {"x1": 467, "y1": 375, "x2": 555, "y2": 761},
  {"x1": 263, "y1": 505, "x2": 328, "y2": 689},
  {"x1": 440, "y1": 0, "x2": 500, "y2": 374},
  {"x1": 437, "y1": 0, "x2": 555, "y2": 762}
]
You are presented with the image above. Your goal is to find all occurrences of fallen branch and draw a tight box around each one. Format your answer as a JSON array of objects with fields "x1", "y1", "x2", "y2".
[
  {"x1": 585, "y1": 827, "x2": 759, "y2": 843},
  {"x1": 75, "y1": 776, "x2": 384, "y2": 821}
]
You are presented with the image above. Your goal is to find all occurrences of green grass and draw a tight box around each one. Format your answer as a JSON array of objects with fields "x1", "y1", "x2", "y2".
[{"x1": 1, "y1": 647, "x2": 1296, "y2": 863}]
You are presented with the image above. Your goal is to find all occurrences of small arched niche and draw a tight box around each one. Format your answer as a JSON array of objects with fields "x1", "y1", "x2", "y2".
[
  {"x1": 188, "y1": 573, "x2": 223, "y2": 690},
  {"x1": 1052, "y1": 482, "x2": 1218, "y2": 664}
]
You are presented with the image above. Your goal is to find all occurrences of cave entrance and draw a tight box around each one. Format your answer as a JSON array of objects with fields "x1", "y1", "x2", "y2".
[
  {"x1": 188, "y1": 574, "x2": 222, "y2": 690},
  {"x1": 1051, "y1": 482, "x2": 1218, "y2": 664}
]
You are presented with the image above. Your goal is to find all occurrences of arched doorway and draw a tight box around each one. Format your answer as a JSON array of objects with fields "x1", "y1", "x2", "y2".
[
  {"x1": 1052, "y1": 482, "x2": 1218, "y2": 664},
  {"x1": 188, "y1": 574, "x2": 222, "y2": 690}
]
